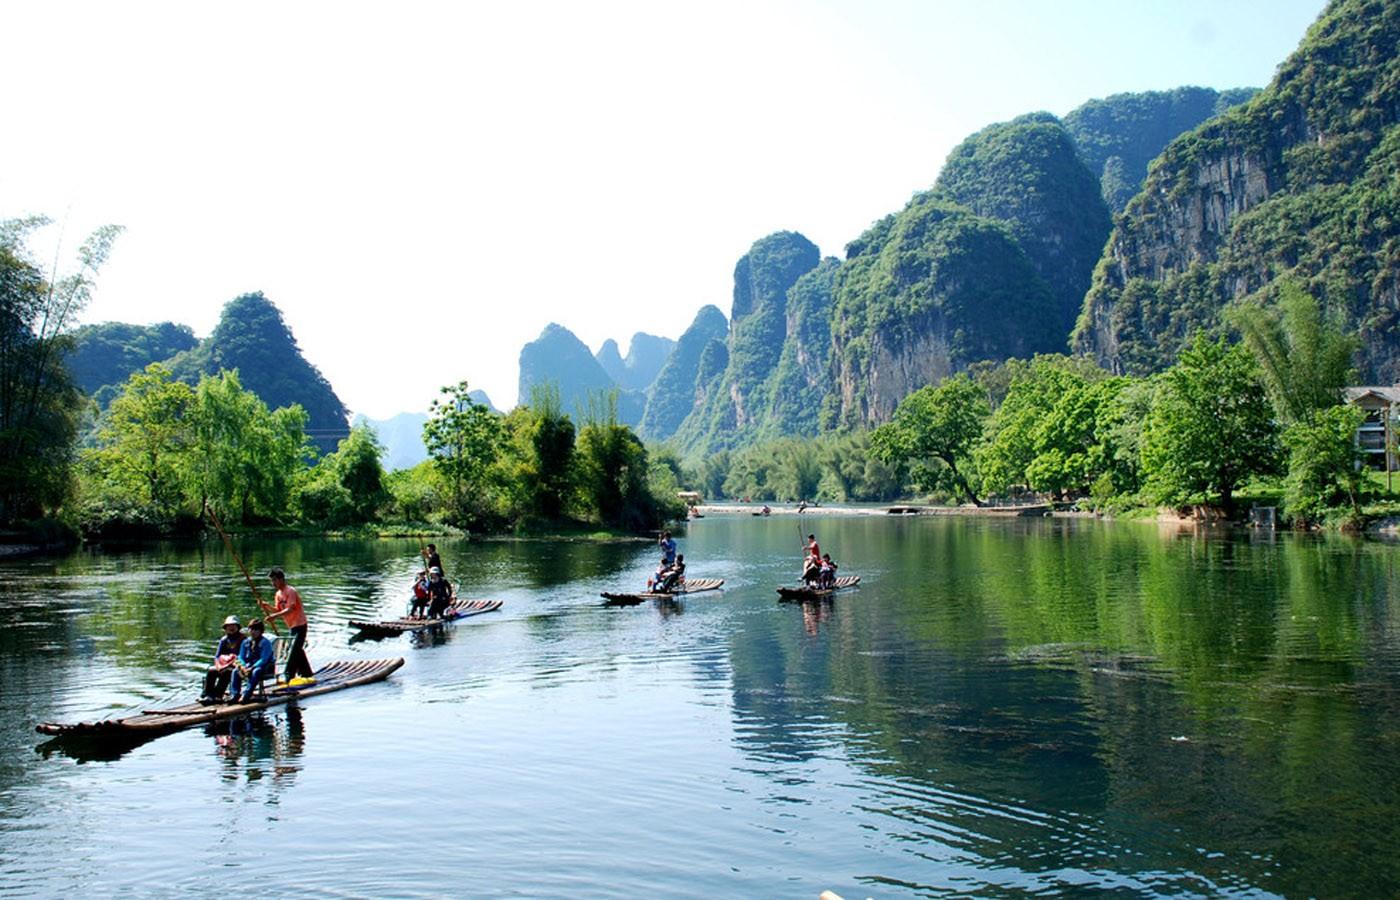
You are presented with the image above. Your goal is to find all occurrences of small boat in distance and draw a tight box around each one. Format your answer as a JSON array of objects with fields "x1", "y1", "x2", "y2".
[
  {"x1": 36, "y1": 657, "x2": 405, "y2": 746},
  {"x1": 350, "y1": 598, "x2": 502, "y2": 638},
  {"x1": 601, "y1": 578, "x2": 725, "y2": 606},
  {"x1": 776, "y1": 575, "x2": 861, "y2": 600}
]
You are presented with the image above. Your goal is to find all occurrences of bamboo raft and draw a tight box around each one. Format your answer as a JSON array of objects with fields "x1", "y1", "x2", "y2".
[
  {"x1": 36, "y1": 657, "x2": 405, "y2": 741},
  {"x1": 601, "y1": 578, "x2": 725, "y2": 606},
  {"x1": 349, "y1": 599, "x2": 503, "y2": 637},
  {"x1": 776, "y1": 575, "x2": 861, "y2": 600}
]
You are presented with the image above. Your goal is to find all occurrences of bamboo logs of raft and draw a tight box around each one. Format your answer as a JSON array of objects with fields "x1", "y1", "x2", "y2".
[
  {"x1": 600, "y1": 578, "x2": 725, "y2": 606},
  {"x1": 36, "y1": 657, "x2": 405, "y2": 741},
  {"x1": 349, "y1": 598, "x2": 503, "y2": 637},
  {"x1": 776, "y1": 575, "x2": 861, "y2": 600}
]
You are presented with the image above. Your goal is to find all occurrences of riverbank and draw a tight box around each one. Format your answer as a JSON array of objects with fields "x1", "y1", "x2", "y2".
[{"x1": 694, "y1": 502, "x2": 1057, "y2": 518}]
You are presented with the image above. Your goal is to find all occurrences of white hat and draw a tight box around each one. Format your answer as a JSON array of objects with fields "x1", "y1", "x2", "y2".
[
  {"x1": 430, "y1": 567, "x2": 442, "y2": 575},
  {"x1": 223, "y1": 615, "x2": 241, "y2": 627}
]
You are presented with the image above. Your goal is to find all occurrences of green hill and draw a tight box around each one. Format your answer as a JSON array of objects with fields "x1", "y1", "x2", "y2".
[
  {"x1": 638, "y1": 306, "x2": 728, "y2": 441},
  {"x1": 670, "y1": 232, "x2": 820, "y2": 455},
  {"x1": 934, "y1": 113, "x2": 1113, "y2": 338},
  {"x1": 1064, "y1": 86, "x2": 1258, "y2": 211},
  {"x1": 66, "y1": 321, "x2": 198, "y2": 406},
  {"x1": 827, "y1": 195, "x2": 1059, "y2": 427},
  {"x1": 518, "y1": 323, "x2": 644, "y2": 425},
  {"x1": 167, "y1": 292, "x2": 350, "y2": 453},
  {"x1": 1074, "y1": 0, "x2": 1400, "y2": 380}
]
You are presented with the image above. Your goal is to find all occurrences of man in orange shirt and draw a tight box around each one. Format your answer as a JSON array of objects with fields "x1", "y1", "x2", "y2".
[{"x1": 265, "y1": 566, "x2": 314, "y2": 683}]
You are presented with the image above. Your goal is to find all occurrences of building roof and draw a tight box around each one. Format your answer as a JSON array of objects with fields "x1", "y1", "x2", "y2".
[{"x1": 1343, "y1": 386, "x2": 1400, "y2": 404}]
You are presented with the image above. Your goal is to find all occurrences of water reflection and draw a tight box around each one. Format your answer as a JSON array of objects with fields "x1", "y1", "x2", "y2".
[
  {"x1": 726, "y1": 518, "x2": 1400, "y2": 895},
  {"x1": 208, "y1": 706, "x2": 305, "y2": 787}
]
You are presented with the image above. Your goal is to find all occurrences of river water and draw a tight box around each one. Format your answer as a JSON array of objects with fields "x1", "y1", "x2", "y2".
[{"x1": 2, "y1": 514, "x2": 1400, "y2": 897}]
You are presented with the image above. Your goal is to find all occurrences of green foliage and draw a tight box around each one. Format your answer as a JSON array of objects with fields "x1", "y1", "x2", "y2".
[
  {"x1": 1140, "y1": 335, "x2": 1280, "y2": 509},
  {"x1": 384, "y1": 461, "x2": 448, "y2": 524},
  {"x1": 1229, "y1": 279, "x2": 1359, "y2": 425},
  {"x1": 1282, "y1": 404, "x2": 1369, "y2": 526},
  {"x1": 294, "y1": 425, "x2": 389, "y2": 527},
  {"x1": 934, "y1": 113, "x2": 1112, "y2": 336},
  {"x1": 829, "y1": 194, "x2": 1060, "y2": 427},
  {"x1": 1076, "y1": 0, "x2": 1400, "y2": 381},
  {"x1": 520, "y1": 383, "x2": 576, "y2": 521},
  {"x1": 1062, "y1": 86, "x2": 1258, "y2": 211},
  {"x1": 86, "y1": 363, "x2": 195, "y2": 523},
  {"x1": 423, "y1": 381, "x2": 502, "y2": 529},
  {"x1": 871, "y1": 374, "x2": 988, "y2": 504},
  {"x1": 186, "y1": 371, "x2": 311, "y2": 524},
  {"x1": 638, "y1": 305, "x2": 727, "y2": 441},
  {"x1": 575, "y1": 401, "x2": 661, "y2": 531},
  {"x1": 0, "y1": 218, "x2": 121, "y2": 522},
  {"x1": 66, "y1": 321, "x2": 198, "y2": 405},
  {"x1": 80, "y1": 366, "x2": 311, "y2": 531}
]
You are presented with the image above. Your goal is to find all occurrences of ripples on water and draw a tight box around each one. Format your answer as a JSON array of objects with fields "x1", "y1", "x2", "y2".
[{"x1": 2, "y1": 519, "x2": 1400, "y2": 896}]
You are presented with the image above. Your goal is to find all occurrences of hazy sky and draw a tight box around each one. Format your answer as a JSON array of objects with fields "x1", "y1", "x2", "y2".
[{"x1": 3, "y1": 0, "x2": 1327, "y2": 417}]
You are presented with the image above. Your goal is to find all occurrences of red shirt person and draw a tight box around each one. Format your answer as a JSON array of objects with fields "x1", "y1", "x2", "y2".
[{"x1": 265, "y1": 566, "x2": 314, "y2": 682}]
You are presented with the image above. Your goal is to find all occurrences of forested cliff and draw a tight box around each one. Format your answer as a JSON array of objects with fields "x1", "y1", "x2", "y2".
[{"x1": 1074, "y1": 0, "x2": 1400, "y2": 380}]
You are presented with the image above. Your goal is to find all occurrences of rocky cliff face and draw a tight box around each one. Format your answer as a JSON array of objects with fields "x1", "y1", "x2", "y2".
[
  {"x1": 1074, "y1": 0, "x2": 1400, "y2": 377},
  {"x1": 670, "y1": 232, "x2": 821, "y2": 455},
  {"x1": 828, "y1": 196, "x2": 1058, "y2": 427},
  {"x1": 637, "y1": 306, "x2": 727, "y2": 440},
  {"x1": 1063, "y1": 86, "x2": 1259, "y2": 211}
]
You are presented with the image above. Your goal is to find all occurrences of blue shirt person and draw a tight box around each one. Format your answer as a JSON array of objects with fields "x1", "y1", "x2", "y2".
[{"x1": 230, "y1": 619, "x2": 277, "y2": 702}]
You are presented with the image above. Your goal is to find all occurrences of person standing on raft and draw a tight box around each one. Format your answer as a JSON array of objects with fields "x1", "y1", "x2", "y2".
[
  {"x1": 422, "y1": 544, "x2": 445, "y2": 579},
  {"x1": 264, "y1": 566, "x2": 314, "y2": 684}
]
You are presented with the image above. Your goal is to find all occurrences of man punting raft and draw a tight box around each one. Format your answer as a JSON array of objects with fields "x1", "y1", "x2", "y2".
[
  {"x1": 349, "y1": 546, "x2": 504, "y2": 637},
  {"x1": 777, "y1": 531, "x2": 860, "y2": 599},
  {"x1": 601, "y1": 531, "x2": 725, "y2": 605}
]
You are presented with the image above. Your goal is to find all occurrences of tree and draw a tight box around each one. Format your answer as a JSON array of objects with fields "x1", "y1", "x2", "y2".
[
  {"x1": 294, "y1": 424, "x2": 389, "y2": 526},
  {"x1": 575, "y1": 397, "x2": 658, "y2": 531},
  {"x1": 422, "y1": 381, "x2": 501, "y2": 527},
  {"x1": 1140, "y1": 334, "x2": 1280, "y2": 511},
  {"x1": 522, "y1": 383, "x2": 575, "y2": 520},
  {"x1": 0, "y1": 218, "x2": 121, "y2": 521},
  {"x1": 88, "y1": 363, "x2": 195, "y2": 522},
  {"x1": 1282, "y1": 405, "x2": 1369, "y2": 527},
  {"x1": 871, "y1": 374, "x2": 988, "y2": 505},
  {"x1": 186, "y1": 370, "x2": 310, "y2": 523}
]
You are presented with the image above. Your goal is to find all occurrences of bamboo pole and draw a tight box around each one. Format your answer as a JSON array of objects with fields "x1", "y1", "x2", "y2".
[{"x1": 204, "y1": 503, "x2": 281, "y2": 635}]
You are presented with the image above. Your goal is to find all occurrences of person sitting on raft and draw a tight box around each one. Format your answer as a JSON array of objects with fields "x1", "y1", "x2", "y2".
[
  {"x1": 802, "y1": 548, "x2": 822, "y2": 586},
  {"x1": 426, "y1": 567, "x2": 455, "y2": 619},
  {"x1": 199, "y1": 615, "x2": 245, "y2": 704},
  {"x1": 410, "y1": 570, "x2": 431, "y2": 619},
  {"x1": 818, "y1": 553, "x2": 837, "y2": 589},
  {"x1": 655, "y1": 554, "x2": 686, "y2": 593},
  {"x1": 230, "y1": 618, "x2": 277, "y2": 703}
]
